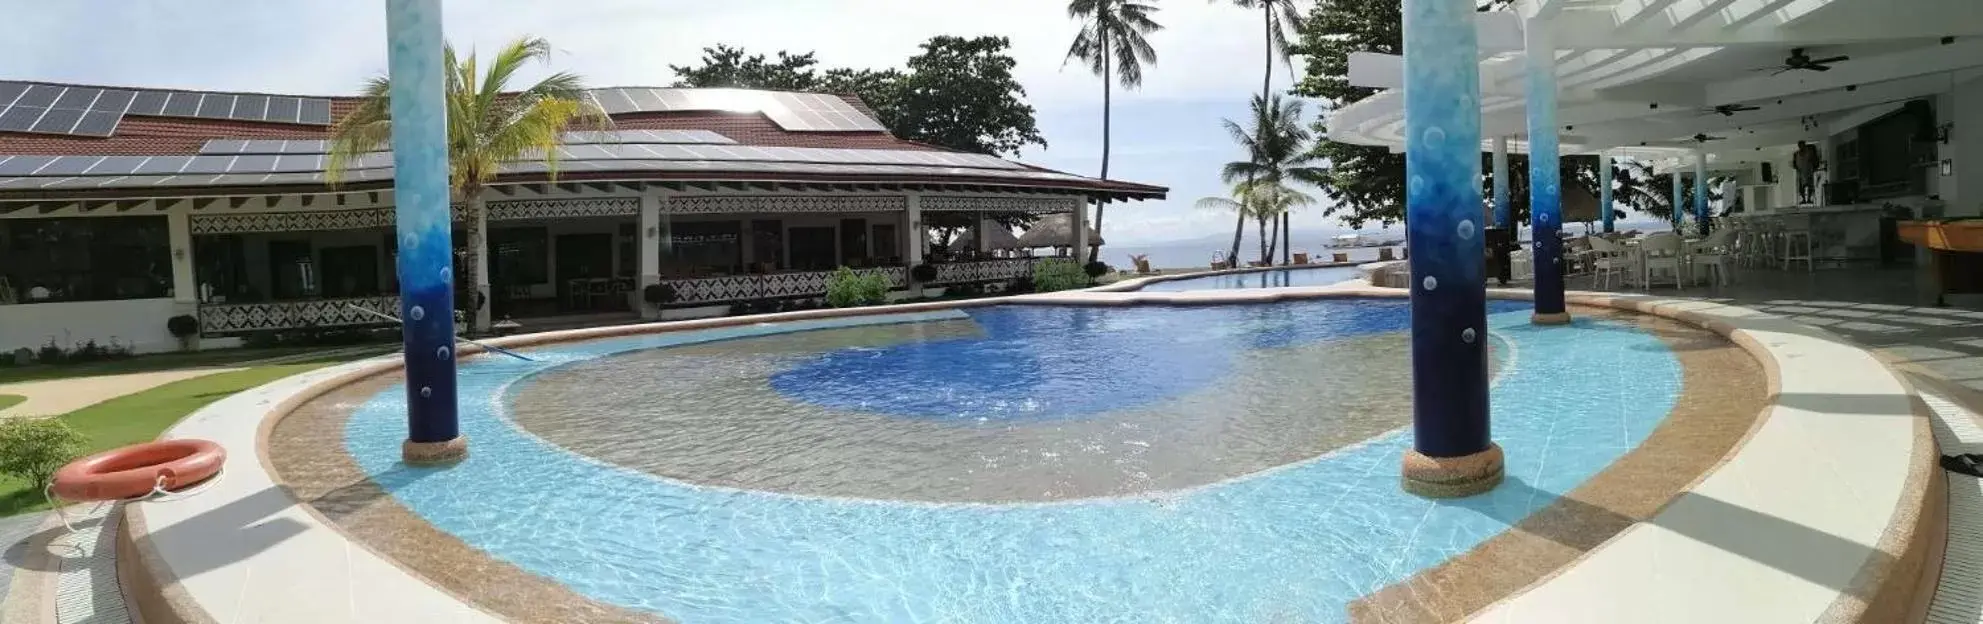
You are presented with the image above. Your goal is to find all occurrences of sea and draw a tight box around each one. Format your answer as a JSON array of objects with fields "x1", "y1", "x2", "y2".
[{"x1": 1105, "y1": 220, "x2": 1674, "y2": 271}]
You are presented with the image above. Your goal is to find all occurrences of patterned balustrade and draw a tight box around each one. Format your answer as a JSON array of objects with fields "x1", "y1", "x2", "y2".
[
  {"x1": 928, "y1": 259, "x2": 1038, "y2": 284},
  {"x1": 660, "y1": 267, "x2": 907, "y2": 306},
  {"x1": 198, "y1": 295, "x2": 402, "y2": 336}
]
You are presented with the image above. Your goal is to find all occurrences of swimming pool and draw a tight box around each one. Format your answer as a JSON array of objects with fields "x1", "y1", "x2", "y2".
[
  {"x1": 1134, "y1": 265, "x2": 1362, "y2": 291},
  {"x1": 340, "y1": 298, "x2": 1685, "y2": 623}
]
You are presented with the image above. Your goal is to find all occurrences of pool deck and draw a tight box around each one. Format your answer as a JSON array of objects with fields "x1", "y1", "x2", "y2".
[{"x1": 102, "y1": 279, "x2": 1951, "y2": 623}]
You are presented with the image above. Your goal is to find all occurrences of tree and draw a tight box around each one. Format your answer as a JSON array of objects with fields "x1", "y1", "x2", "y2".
[
  {"x1": 1220, "y1": 94, "x2": 1329, "y2": 265},
  {"x1": 328, "y1": 37, "x2": 608, "y2": 333},
  {"x1": 670, "y1": 38, "x2": 1044, "y2": 158},
  {"x1": 1066, "y1": 0, "x2": 1162, "y2": 263},
  {"x1": 893, "y1": 36, "x2": 1048, "y2": 156},
  {"x1": 1290, "y1": 0, "x2": 1403, "y2": 229},
  {"x1": 1219, "y1": 0, "x2": 1307, "y2": 261}
]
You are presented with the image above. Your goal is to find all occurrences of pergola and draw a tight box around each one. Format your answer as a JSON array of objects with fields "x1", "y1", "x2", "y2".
[{"x1": 1348, "y1": 0, "x2": 1983, "y2": 497}]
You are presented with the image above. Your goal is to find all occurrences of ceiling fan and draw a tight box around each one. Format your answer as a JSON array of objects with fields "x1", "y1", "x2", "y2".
[
  {"x1": 1756, "y1": 48, "x2": 1850, "y2": 75},
  {"x1": 1702, "y1": 103, "x2": 1761, "y2": 117}
]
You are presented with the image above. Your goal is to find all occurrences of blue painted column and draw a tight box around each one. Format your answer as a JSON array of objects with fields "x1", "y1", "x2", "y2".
[
  {"x1": 1491, "y1": 137, "x2": 1511, "y2": 228},
  {"x1": 1671, "y1": 166, "x2": 1684, "y2": 230},
  {"x1": 1694, "y1": 149, "x2": 1710, "y2": 236},
  {"x1": 1599, "y1": 152, "x2": 1615, "y2": 233},
  {"x1": 1524, "y1": 23, "x2": 1568, "y2": 325},
  {"x1": 385, "y1": 0, "x2": 463, "y2": 464},
  {"x1": 1399, "y1": 0, "x2": 1499, "y2": 498}
]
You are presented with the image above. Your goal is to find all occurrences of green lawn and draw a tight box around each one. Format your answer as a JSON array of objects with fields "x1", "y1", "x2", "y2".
[
  {"x1": 0, "y1": 345, "x2": 355, "y2": 385},
  {"x1": 0, "y1": 362, "x2": 341, "y2": 517},
  {"x1": 0, "y1": 394, "x2": 21, "y2": 412}
]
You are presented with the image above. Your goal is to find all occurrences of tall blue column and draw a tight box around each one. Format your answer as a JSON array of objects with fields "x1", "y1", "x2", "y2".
[
  {"x1": 1694, "y1": 150, "x2": 1710, "y2": 236},
  {"x1": 1524, "y1": 23, "x2": 1569, "y2": 325},
  {"x1": 1399, "y1": 0, "x2": 1500, "y2": 498},
  {"x1": 1671, "y1": 167, "x2": 1684, "y2": 230},
  {"x1": 1492, "y1": 137, "x2": 1511, "y2": 228},
  {"x1": 1599, "y1": 152, "x2": 1615, "y2": 233},
  {"x1": 386, "y1": 0, "x2": 463, "y2": 464}
]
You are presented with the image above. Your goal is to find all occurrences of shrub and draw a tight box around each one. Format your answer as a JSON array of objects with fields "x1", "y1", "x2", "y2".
[
  {"x1": 0, "y1": 418, "x2": 86, "y2": 493},
  {"x1": 642, "y1": 283, "x2": 677, "y2": 306},
  {"x1": 825, "y1": 267, "x2": 890, "y2": 308},
  {"x1": 1008, "y1": 277, "x2": 1035, "y2": 294},
  {"x1": 1083, "y1": 261, "x2": 1110, "y2": 278},
  {"x1": 167, "y1": 315, "x2": 200, "y2": 338},
  {"x1": 1032, "y1": 259, "x2": 1092, "y2": 293},
  {"x1": 36, "y1": 340, "x2": 64, "y2": 365},
  {"x1": 910, "y1": 263, "x2": 940, "y2": 282}
]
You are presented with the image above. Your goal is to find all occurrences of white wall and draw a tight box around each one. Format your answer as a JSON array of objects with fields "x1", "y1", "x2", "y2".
[
  {"x1": 0, "y1": 298, "x2": 185, "y2": 355},
  {"x1": 1945, "y1": 74, "x2": 1983, "y2": 217}
]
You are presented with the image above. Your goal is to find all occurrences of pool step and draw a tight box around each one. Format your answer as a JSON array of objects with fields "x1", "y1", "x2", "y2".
[{"x1": 1920, "y1": 388, "x2": 1983, "y2": 624}]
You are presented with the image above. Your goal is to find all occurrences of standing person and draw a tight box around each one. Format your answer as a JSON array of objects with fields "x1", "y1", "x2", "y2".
[{"x1": 1793, "y1": 140, "x2": 1822, "y2": 205}]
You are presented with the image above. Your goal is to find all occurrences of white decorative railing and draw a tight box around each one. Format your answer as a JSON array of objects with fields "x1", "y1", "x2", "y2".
[
  {"x1": 659, "y1": 267, "x2": 908, "y2": 305},
  {"x1": 198, "y1": 295, "x2": 401, "y2": 336},
  {"x1": 929, "y1": 259, "x2": 1038, "y2": 284}
]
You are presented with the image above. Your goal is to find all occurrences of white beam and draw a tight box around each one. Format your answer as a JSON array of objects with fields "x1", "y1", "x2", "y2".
[
  {"x1": 1705, "y1": 39, "x2": 1983, "y2": 105},
  {"x1": 1550, "y1": 0, "x2": 1983, "y2": 50}
]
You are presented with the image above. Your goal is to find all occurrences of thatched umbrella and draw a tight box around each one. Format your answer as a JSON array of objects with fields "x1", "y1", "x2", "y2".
[
  {"x1": 1016, "y1": 213, "x2": 1105, "y2": 249},
  {"x1": 1563, "y1": 184, "x2": 1600, "y2": 224},
  {"x1": 948, "y1": 220, "x2": 1024, "y2": 252}
]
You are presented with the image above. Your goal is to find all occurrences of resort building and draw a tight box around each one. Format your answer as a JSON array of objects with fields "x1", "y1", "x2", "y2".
[{"x1": 0, "y1": 82, "x2": 1164, "y2": 353}]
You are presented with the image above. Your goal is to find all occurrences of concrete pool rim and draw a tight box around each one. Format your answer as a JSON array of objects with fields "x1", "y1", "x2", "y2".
[{"x1": 116, "y1": 285, "x2": 1941, "y2": 624}]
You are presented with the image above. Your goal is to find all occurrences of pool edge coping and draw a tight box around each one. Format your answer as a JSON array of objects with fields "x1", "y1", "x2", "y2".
[{"x1": 117, "y1": 285, "x2": 1937, "y2": 624}]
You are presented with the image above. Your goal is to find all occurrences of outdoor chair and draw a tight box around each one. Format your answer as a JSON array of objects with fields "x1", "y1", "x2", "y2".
[
  {"x1": 1585, "y1": 236, "x2": 1629, "y2": 290},
  {"x1": 1638, "y1": 232, "x2": 1686, "y2": 290},
  {"x1": 1686, "y1": 228, "x2": 1736, "y2": 287}
]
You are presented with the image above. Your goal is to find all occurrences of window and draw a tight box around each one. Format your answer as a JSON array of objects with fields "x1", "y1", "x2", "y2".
[
  {"x1": 872, "y1": 224, "x2": 899, "y2": 263},
  {"x1": 319, "y1": 245, "x2": 381, "y2": 298},
  {"x1": 839, "y1": 218, "x2": 868, "y2": 267},
  {"x1": 193, "y1": 234, "x2": 246, "y2": 302},
  {"x1": 489, "y1": 227, "x2": 549, "y2": 286},
  {"x1": 0, "y1": 216, "x2": 170, "y2": 303},
  {"x1": 668, "y1": 220, "x2": 742, "y2": 275},
  {"x1": 788, "y1": 226, "x2": 837, "y2": 271}
]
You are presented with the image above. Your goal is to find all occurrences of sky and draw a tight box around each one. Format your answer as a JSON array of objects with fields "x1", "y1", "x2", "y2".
[{"x1": 0, "y1": 0, "x2": 1370, "y2": 247}]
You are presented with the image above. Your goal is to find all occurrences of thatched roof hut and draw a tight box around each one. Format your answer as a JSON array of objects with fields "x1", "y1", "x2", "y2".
[
  {"x1": 948, "y1": 220, "x2": 1024, "y2": 251},
  {"x1": 1016, "y1": 213, "x2": 1105, "y2": 249}
]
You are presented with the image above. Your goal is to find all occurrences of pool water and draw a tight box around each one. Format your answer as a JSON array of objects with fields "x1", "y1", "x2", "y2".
[
  {"x1": 343, "y1": 299, "x2": 1684, "y2": 623},
  {"x1": 1134, "y1": 265, "x2": 1362, "y2": 291}
]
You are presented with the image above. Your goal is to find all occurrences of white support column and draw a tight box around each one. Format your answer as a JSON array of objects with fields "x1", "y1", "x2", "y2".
[
  {"x1": 637, "y1": 190, "x2": 661, "y2": 319},
  {"x1": 167, "y1": 211, "x2": 197, "y2": 304},
  {"x1": 905, "y1": 194, "x2": 924, "y2": 267},
  {"x1": 1598, "y1": 151, "x2": 1615, "y2": 233},
  {"x1": 1491, "y1": 137, "x2": 1511, "y2": 228},
  {"x1": 1072, "y1": 198, "x2": 1089, "y2": 261},
  {"x1": 976, "y1": 211, "x2": 991, "y2": 256}
]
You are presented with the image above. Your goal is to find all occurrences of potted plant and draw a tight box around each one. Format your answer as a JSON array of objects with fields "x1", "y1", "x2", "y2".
[
  {"x1": 910, "y1": 263, "x2": 939, "y2": 283},
  {"x1": 642, "y1": 283, "x2": 678, "y2": 307},
  {"x1": 166, "y1": 314, "x2": 200, "y2": 351}
]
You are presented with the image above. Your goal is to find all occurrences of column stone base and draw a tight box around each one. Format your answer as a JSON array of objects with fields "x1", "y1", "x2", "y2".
[
  {"x1": 402, "y1": 437, "x2": 468, "y2": 466},
  {"x1": 1531, "y1": 311, "x2": 1573, "y2": 326},
  {"x1": 1402, "y1": 442, "x2": 1504, "y2": 498}
]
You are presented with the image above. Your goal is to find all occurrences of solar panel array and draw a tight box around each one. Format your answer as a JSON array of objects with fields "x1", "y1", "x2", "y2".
[
  {"x1": 587, "y1": 88, "x2": 888, "y2": 132},
  {"x1": 0, "y1": 140, "x2": 1053, "y2": 191},
  {"x1": 195, "y1": 130, "x2": 737, "y2": 156},
  {"x1": 0, "y1": 81, "x2": 335, "y2": 138}
]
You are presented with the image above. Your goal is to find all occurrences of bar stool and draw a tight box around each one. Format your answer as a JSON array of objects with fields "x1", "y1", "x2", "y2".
[{"x1": 1778, "y1": 213, "x2": 1814, "y2": 272}]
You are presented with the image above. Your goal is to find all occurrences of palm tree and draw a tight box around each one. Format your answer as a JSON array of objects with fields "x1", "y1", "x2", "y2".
[
  {"x1": 327, "y1": 37, "x2": 607, "y2": 333},
  {"x1": 1218, "y1": 0, "x2": 1304, "y2": 262},
  {"x1": 1221, "y1": 94, "x2": 1327, "y2": 265},
  {"x1": 1199, "y1": 180, "x2": 1313, "y2": 264},
  {"x1": 1066, "y1": 0, "x2": 1161, "y2": 264}
]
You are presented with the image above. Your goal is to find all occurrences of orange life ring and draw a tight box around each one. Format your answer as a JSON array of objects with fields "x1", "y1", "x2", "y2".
[{"x1": 50, "y1": 439, "x2": 225, "y2": 502}]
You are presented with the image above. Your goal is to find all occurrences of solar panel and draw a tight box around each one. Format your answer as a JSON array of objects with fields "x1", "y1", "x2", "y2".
[
  {"x1": 161, "y1": 92, "x2": 200, "y2": 117},
  {"x1": 0, "y1": 106, "x2": 44, "y2": 131},
  {"x1": 182, "y1": 156, "x2": 235, "y2": 174},
  {"x1": 14, "y1": 85, "x2": 60, "y2": 108},
  {"x1": 298, "y1": 99, "x2": 332, "y2": 125},
  {"x1": 84, "y1": 156, "x2": 150, "y2": 175},
  {"x1": 0, "y1": 156, "x2": 57, "y2": 176},
  {"x1": 267, "y1": 97, "x2": 301, "y2": 123},
  {"x1": 273, "y1": 154, "x2": 323, "y2": 172},
  {"x1": 35, "y1": 156, "x2": 103, "y2": 176},
  {"x1": 134, "y1": 156, "x2": 193, "y2": 175},
  {"x1": 230, "y1": 95, "x2": 271, "y2": 121},
  {"x1": 29, "y1": 107, "x2": 84, "y2": 134},
  {"x1": 0, "y1": 83, "x2": 27, "y2": 108},
  {"x1": 127, "y1": 91, "x2": 169, "y2": 116},
  {"x1": 92, "y1": 90, "x2": 136, "y2": 114},
  {"x1": 51, "y1": 88, "x2": 100, "y2": 111},
  {"x1": 231, "y1": 154, "x2": 279, "y2": 173},
  {"x1": 72, "y1": 111, "x2": 121, "y2": 137},
  {"x1": 194, "y1": 94, "x2": 235, "y2": 119}
]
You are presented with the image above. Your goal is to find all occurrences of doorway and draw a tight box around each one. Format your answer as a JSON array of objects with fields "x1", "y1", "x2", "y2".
[{"x1": 554, "y1": 233, "x2": 614, "y2": 311}]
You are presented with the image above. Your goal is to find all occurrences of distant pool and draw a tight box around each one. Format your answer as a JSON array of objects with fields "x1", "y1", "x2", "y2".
[{"x1": 1135, "y1": 265, "x2": 1361, "y2": 292}]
